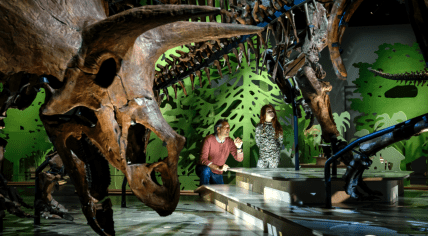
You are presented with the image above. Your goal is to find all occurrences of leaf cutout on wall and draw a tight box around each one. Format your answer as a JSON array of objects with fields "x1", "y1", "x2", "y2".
[
  {"x1": 333, "y1": 111, "x2": 351, "y2": 136},
  {"x1": 373, "y1": 111, "x2": 407, "y2": 131}
]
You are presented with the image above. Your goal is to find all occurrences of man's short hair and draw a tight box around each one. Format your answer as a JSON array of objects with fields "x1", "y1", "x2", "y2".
[{"x1": 214, "y1": 119, "x2": 228, "y2": 135}]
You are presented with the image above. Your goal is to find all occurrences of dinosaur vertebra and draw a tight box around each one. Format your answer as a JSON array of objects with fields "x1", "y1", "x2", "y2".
[
  {"x1": 2, "y1": 0, "x2": 427, "y2": 234},
  {"x1": 369, "y1": 68, "x2": 428, "y2": 86}
]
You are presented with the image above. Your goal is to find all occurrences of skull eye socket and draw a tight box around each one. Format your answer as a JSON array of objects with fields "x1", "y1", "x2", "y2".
[
  {"x1": 94, "y1": 58, "x2": 117, "y2": 88},
  {"x1": 41, "y1": 75, "x2": 64, "y2": 89}
]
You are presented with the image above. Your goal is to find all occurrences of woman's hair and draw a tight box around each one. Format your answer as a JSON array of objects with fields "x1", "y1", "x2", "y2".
[{"x1": 259, "y1": 104, "x2": 283, "y2": 139}]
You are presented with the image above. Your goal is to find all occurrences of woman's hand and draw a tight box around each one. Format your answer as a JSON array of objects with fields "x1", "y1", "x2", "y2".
[{"x1": 234, "y1": 137, "x2": 243, "y2": 148}]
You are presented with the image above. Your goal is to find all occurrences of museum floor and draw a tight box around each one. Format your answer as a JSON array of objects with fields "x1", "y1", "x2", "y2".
[
  {"x1": 4, "y1": 182, "x2": 428, "y2": 236},
  {"x1": 3, "y1": 182, "x2": 267, "y2": 236}
]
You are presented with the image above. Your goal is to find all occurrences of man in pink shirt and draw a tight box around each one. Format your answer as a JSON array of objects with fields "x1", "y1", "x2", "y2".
[{"x1": 196, "y1": 119, "x2": 244, "y2": 185}]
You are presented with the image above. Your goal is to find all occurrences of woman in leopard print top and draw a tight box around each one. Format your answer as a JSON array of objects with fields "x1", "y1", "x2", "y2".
[{"x1": 255, "y1": 104, "x2": 283, "y2": 168}]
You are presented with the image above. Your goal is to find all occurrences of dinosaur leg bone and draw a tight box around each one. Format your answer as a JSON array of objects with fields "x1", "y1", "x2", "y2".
[{"x1": 295, "y1": 65, "x2": 339, "y2": 143}]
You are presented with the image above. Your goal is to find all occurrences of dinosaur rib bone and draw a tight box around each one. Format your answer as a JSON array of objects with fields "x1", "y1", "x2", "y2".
[
  {"x1": 327, "y1": 0, "x2": 348, "y2": 80},
  {"x1": 338, "y1": 0, "x2": 364, "y2": 44},
  {"x1": 143, "y1": 21, "x2": 262, "y2": 92}
]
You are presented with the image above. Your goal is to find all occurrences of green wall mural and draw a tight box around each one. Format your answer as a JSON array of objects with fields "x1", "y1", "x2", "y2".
[
  {"x1": 1, "y1": 39, "x2": 427, "y2": 189},
  {"x1": 0, "y1": 88, "x2": 53, "y2": 181},
  {"x1": 149, "y1": 41, "x2": 296, "y2": 187},
  {"x1": 350, "y1": 42, "x2": 428, "y2": 184}
]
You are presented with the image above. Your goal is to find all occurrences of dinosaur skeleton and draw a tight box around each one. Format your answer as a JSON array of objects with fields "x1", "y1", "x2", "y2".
[
  {"x1": 35, "y1": 151, "x2": 73, "y2": 221},
  {"x1": 1, "y1": 2, "x2": 262, "y2": 235},
  {"x1": 0, "y1": 0, "x2": 427, "y2": 235}
]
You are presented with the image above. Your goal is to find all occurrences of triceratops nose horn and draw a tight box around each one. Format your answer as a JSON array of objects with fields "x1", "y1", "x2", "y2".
[{"x1": 78, "y1": 5, "x2": 221, "y2": 73}]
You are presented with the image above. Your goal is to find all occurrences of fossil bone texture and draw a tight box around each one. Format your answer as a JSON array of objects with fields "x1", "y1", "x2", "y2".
[
  {"x1": 0, "y1": 1, "x2": 262, "y2": 235},
  {"x1": 151, "y1": 0, "x2": 426, "y2": 203},
  {"x1": 1, "y1": 0, "x2": 427, "y2": 235},
  {"x1": 36, "y1": 151, "x2": 74, "y2": 221},
  {"x1": 369, "y1": 68, "x2": 428, "y2": 86}
]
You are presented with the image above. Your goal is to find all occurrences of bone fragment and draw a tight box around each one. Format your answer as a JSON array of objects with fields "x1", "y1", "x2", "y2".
[
  {"x1": 246, "y1": 37, "x2": 259, "y2": 73},
  {"x1": 195, "y1": 70, "x2": 203, "y2": 87},
  {"x1": 327, "y1": 0, "x2": 348, "y2": 80},
  {"x1": 236, "y1": 16, "x2": 246, "y2": 25},
  {"x1": 198, "y1": 0, "x2": 207, "y2": 21},
  {"x1": 172, "y1": 84, "x2": 178, "y2": 99},
  {"x1": 278, "y1": 16, "x2": 288, "y2": 43},
  {"x1": 204, "y1": 67, "x2": 211, "y2": 85},
  {"x1": 178, "y1": 81, "x2": 187, "y2": 96},
  {"x1": 238, "y1": 42, "x2": 251, "y2": 66},
  {"x1": 232, "y1": 48, "x2": 242, "y2": 68},
  {"x1": 338, "y1": 0, "x2": 364, "y2": 44},
  {"x1": 213, "y1": 60, "x2": 223, "y2": 78},
  {"x1": 161, "y1": 89, "x2": 169, "y2": 102},
  {"x1": 257, "y1": 33, "x2": 267, "y2": 50},
  {"x1": 285, "y1": 11, "x2": 299, "y2": 44},
  {"x1": 303, "y1": 3, "x2": 313, "y2": 40},
  {"x1": 253, "y1": 1, "x2": 260, "y2": 23},
  {"x1": 272, "y1": 47, "x2": 281, "y2": 82},
  {"x1": 223, "y1": 54, "x2": 232, "y2": 73},
  {"x1": 189, "y1": 73, "x2": 195, "y2": 90},
  {"x1": 267, "y1": 24, "x2": 277, "y2": 46},
  {"x1": 208, "y1": 0, "x2": 216, "y2": 22},
  {"x1": 275, "y1": 22, "x2": 283, "y2": 44},
  {"x1": 220, "y1": 0, "x2": 226, "y2": 23}
]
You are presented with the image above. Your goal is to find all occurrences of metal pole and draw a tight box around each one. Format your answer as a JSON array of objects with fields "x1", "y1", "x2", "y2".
[
  {"x1": 325, "y1": 167, "x2": 332, "y2": 208},
  {"x1": 121, "y1": 177, "x2": 127, "y2": 208},
  {"x1": 332, "y1": 158, "x2": 337, "y2": 176},
  {"x1": 287, "y1": 78, "x2": 299, "y2": 170},
  {"x1": 292, "y1": 97, "x2": 299, "y2": 170}
]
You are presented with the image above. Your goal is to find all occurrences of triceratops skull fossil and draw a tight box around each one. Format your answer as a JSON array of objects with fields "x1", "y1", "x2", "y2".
[{"x1": 0, "y1": 1, "x2": 262, "y2": 235}]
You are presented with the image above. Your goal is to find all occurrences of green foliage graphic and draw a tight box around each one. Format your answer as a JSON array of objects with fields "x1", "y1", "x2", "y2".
[
  {"x1": 0, "y1": 89, "x2": 53, "y2": 181},
  {"x1": 145, "y1": 37, "x2": 333, "y2": 188},
  {"x1": 350, "y1": 42, "x2": 428, "y2": 183},
  {"x1": 351, "y1": 112, "x2": 407, "y2": 172}
]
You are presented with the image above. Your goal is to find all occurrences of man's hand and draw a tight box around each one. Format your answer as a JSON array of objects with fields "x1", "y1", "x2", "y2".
[
  {"x1": 220, "y1": 164, "x2": 229, "y2": 172},
  {"x1": 234, "y1": 137, "x2": 243, "y2": 148}
]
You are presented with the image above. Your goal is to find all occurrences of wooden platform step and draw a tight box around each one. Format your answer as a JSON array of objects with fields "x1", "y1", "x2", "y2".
[{"x1": 195, "y1": 184, "x2": 323, "y2": 236}]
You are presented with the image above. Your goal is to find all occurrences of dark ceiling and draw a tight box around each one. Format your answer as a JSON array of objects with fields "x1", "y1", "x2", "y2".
[
  {"x1": 124, "y1": 0, "x2": 410, "y2": 28},
  {"x1": 291, "y1": 0, "x2": 409, "y2": 30},
  {"x1": 347, "y1": 0, "x2": 409, "y2": 27}
]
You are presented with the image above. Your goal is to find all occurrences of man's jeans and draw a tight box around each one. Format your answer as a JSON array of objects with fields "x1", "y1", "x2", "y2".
[{"x1": 196, "y1": 165, "x2": 224, "y2": 186}]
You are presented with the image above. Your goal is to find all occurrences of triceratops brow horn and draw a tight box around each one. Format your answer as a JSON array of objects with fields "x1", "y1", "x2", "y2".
[
  {"x1": 77, "y1": 5, "x2": 222, "y2": 74},
  {"x1": 138, "y1": 21, "x2": 263, "y2": 69}
]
